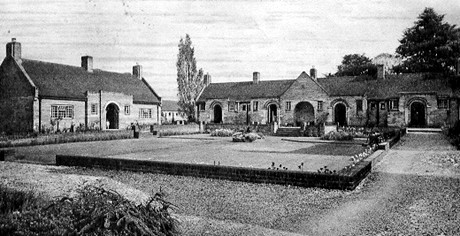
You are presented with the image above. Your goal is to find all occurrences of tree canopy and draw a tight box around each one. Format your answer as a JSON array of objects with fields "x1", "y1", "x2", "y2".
[
  {"x1": 176, "y1": 34, "x2": 204, "y2": 122},
  {"x1": 335, "y1": 54, "x2": 377, "y2": 76},
  {"x1": 396, "y1": 8, "x2": 460, "y2": 74}
]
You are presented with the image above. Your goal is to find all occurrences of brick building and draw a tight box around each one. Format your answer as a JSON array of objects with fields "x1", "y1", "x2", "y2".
[
  {"x1": 0, "y1": 39, "x2": 161, "y2": 134},
  {"x1": 197, "y1": 66, "x2": 458, "y2": 128}
]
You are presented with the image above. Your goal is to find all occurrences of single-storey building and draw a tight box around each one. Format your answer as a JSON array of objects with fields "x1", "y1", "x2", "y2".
[
  {"x1": 0, "y1": 38, "x2": 161, "y2": 134},
  {"x1": 197, "y1": 65, "x2": 459, "y2": 128},
  {"x1": 161, "y1": 100, "x2": 186, "y2": 124}
]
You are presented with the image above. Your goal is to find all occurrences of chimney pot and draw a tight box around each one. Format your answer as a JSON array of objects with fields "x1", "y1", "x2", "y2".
[
  {"x1": 253, "y1": 72, "x2": 260, "y2": 84},
  {"x1": 133, "y1": 64, "x2": 143, "y2": 79},
  {"x1": 81, "y1": 56, "x2": 93, "y2": 73},
  {"x1": 204, "y1": 73, "x2": 211, "y2": 86},
  {"x1": 310, "y1": 66, "x2": 317, "y2": 79},
  {"x1": 377, "y1": 64, "x2": 385, "y2": 80},
  {"x1": 6, "y1": 38, "x2": 21, "y2": 60}
]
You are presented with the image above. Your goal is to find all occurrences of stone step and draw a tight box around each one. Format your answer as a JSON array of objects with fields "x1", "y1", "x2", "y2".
[{"x1": 406, "y1": 127, "x2": 442, "y2": 133}]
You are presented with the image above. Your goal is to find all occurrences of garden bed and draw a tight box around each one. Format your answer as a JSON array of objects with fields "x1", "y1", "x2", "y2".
[{"x1": 0, "y1": 130, "x2": 133, "y2": 148}]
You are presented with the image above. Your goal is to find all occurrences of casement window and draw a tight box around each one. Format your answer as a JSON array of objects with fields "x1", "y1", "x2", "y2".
[
  {"x1": 317, "y1": 101, "x2": 324, "y2": 111},
  {"x1": 90, "y1": 103, "x2": 98, "y2": 115},
  {"x1": 198, "y1": 103, "x2": 205, "y2": 111},
  {"x1": 356, "y1": 100, "x2": 363, "y2": 113},
  {"x1": 124, "y1": 105, "x2": 130, "y2": 115},
  {"x1": 285, "y1": 101, "x2": 292, "y2": 111},
  {"x1": 438, "y1": 99, "x2": 449, "y2": 109},
  {"x1": 253, "y1": 101, "x2": 259, "y2": 111},
  {"x1": 369, "y1": 102, "x2": 376, "y2": 110},
  {"x1": 238, "y1": 102, "x2": 250, "y2": 112},
  {"x1": 139, "y1": 108, "x2": 152, "y2": 119},
  {"x1": 380, "y1": 102, "x2": 386, "y2": 110},
  {"x1": 241, "y1": 103, "x2": 247, "y2": 111},
  {"x1": 228, "y1": 101, "x2": 236, "y2": 112},
  {"x1": 51, "y1": 105, "x2": 74, "y2": 119},
  {"x1": 388, "y1": 99, "x2": 399, "y2": 111}
]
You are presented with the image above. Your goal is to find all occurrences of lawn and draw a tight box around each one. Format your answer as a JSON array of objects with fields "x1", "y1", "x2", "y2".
[{"x1": 7, "y1": 134, "x2": 365, "y2": 172}]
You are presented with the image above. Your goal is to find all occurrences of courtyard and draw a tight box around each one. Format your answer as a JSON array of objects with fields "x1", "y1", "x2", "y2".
[
  {"x1": 8, "y1": 134, "x2": 366, "y2": 173},
  {"x1": 1, "y1": 133, "x2": 459, "y2": 235}
]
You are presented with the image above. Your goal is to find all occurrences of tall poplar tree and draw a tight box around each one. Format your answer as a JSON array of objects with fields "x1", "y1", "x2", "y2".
[
  {"x1": 396, "y1": 8, "x2": 460, "y2": 74},
  {"x1": 176, "y1": 34, "x2": 204, "y2": 122}
]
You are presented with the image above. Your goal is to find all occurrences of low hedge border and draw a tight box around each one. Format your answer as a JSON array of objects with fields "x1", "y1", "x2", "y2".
[
  {"x1": 0, "y1": 130, "x2": 133, "y2": 148},
  {"x1": 56, "y1": 155, "x2": 372, "y2": 190}
]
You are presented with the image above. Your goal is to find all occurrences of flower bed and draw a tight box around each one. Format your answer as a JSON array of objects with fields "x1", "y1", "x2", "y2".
[
  {"x1": 0, "y1": 130, "x2": 133, "y2": 148},
  {"x1": 321, "y1": 131, "x2": 354, "y2": 141}
]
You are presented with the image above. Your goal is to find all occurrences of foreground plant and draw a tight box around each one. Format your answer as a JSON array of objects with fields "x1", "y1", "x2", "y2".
[{"x1": 0, "y1": 184, "x2": 179, "y2": 236}]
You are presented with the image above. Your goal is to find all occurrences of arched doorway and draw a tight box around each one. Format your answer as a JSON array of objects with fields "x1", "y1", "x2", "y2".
[
  {"x1": 334, "y1": 103, "x2": 347, "y2": 126},
  {"x1": 294, "y1": 102, "x2": 315, "y2": 126},
  {"x1": 106, "y1": 103, "x2": 119, "y2": 129},
  {"x1": 410, "y1": 101, "x2": 426, "y2": 127},
  {"x1": 268, "y1": 104, "x2": 278, "y2": 123},
  {"x1": 213, "y1": 105, "x2": 222, "y2": 123}
]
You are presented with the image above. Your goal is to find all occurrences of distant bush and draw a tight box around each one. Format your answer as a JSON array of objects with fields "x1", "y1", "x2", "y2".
[
  {"x1": 321, "y1": 131, "x2": 354, "y2": 141},
  {"x1": 0, "y1": 130, "x2": 133, "y2": 148},
  {"x1": 210, "y1": 129, "x2": 234, "y2": 137},
  {"x1": 0, "y1": 184, "x2": 179, "y2": 236},
  {"x1": 232, "y1": 132, "x2": 262, "y2": 142},
  {"x1": 158, "y1": 130, "x2": 201, "y2": 137}
]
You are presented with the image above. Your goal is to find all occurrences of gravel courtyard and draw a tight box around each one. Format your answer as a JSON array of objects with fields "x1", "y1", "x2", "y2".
[{"x1": 1, "y1": 132, "x2": 459, "y2": 235}]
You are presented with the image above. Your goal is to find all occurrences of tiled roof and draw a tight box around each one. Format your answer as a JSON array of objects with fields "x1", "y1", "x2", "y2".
[
  {"x1": 317, "y1": 74, "x2": 452, "y2": 99},
  {"x1": 198, "y1": 79, "x2": 296, "y2": 101},
  {"x1": 162, "y1": 100, "x2": 180, "y2": 111},
  {"x1": 20, "y1": 59, "x2": 160, "y2": 104}
]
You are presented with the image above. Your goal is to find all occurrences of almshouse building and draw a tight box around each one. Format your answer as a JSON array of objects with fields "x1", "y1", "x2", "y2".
[
  {"x1": 0, "y1": 38, "x2": 161, "y2": 134},
  {"x1": 197, "y1": 65, "x2": 459, "y2": 128}
]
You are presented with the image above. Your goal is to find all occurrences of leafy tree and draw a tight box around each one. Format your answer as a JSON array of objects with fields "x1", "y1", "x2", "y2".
[
  {"x1": 335, "y1": 54, "x2": 377, "y2": 76},
  {"x1": 176, "y1": 34, "x2": 204, "y2": 122},
  {"x1": 396, "y1": 8, "x2": 460, "y2": 74}
]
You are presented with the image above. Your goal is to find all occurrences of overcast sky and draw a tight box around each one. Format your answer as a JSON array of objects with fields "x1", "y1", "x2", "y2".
[{"x1": 1, "y1": 0, "x2": 460, "y2": 100}]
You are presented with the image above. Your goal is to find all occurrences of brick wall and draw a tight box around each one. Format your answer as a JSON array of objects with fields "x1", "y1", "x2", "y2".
[
  {"x1": 0, "y1": 58, "x2": 36, "y2": 133},
  {"x1": 56, "y1": 155, "x2": 372, "y2": 190}
]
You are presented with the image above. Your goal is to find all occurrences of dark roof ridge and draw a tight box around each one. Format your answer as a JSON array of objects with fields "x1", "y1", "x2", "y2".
[{"x1": 21, "y1": 58, "x2": 133, "y2": 76}]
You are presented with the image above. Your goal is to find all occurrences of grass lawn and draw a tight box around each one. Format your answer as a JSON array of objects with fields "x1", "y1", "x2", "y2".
[{"x1": 7, "y1": 134, "x2": 365, "y2": 172}]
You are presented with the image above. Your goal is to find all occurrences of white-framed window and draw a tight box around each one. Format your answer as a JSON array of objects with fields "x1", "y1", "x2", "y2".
[
  {"x1": 253, "y1": 101, "x2": 259, "y2": 111},
  {"x1": 90, "y1": 103, "x2": 98, "y2": 115},
  {"x1": 139, "y1": 108, "x2": 152, "y2": 119},
  {"x1": 51, "y1": 105, "x2": 74, "y2": 119},
  {"x1": 285, "y1": 101, "x2": 291, "y2": 111},
  {"x1": 388, "y1": 99, "x2": 399, "y2": 111},
  {"x1": 438, "y1": 99, "x2": 449, "y2": 109},
  {"x1": 124, "y1": 105, "x2": 130, "y2": 115},
  {"x1": 228, "y1": 101, "x2": 235, "y2": 112},
  {"x1": 317, "y1": 101, "x2": 323, "y2": 111},
  {"x1": 380, "y1": 102, "x2": 386, "y2": 110},
  {"x1": 198, "y1": 103, "x2": 205, "y2": 111}
]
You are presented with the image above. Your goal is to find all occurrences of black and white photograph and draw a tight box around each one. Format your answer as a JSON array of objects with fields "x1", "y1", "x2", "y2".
[{"x1": 1, "y1": 0, "x2": 460, "y2": 235}]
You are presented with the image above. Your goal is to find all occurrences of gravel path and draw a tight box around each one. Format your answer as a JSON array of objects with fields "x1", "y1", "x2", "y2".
[{"x1": 1, "y1": 133, "x2": 459, "y2": 235}]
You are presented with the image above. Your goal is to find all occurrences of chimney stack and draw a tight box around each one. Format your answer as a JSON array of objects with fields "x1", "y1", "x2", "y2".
[
  {"x1": 81, "y1": 56, "x2": 93, "y2": 73},
  {"x1": 6, "y1": 38, "x2": 21, "y2": 60},
  {"x1": 377, "y1": 64, "x2": 385, "y2": 80},
  {"x1": 133, "y1": 64, "x2": 143, "y2": 79},
  {"x1": 253, "y1": 72, "x2": 260, "y2": 84},
  {"x1": 310, "y1": 66, "x2": 317, "y2": 79},
  {"x1": 204, "y1": 73, "x2": 211, "y2": 86}
]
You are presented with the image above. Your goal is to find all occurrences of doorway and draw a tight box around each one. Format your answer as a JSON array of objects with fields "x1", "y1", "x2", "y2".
[
  {"x1": 334, "y1": 103, "x2": 347, "y2": 126},
  {"x1": 106, "y1": 103, "x2": 119, "y2": 129},
  {"x1": 294, "y1": 102, "x2": 315, "y2": 126},
  {"x1": 268, "y1": 104, "x2": 278, "y2": 123},
  {"x1": 213, "y1": 104, "x2": 222, "y2": 123},
  {"x1": 410, "y1": 101, "x2": 426, "y2": 127}
]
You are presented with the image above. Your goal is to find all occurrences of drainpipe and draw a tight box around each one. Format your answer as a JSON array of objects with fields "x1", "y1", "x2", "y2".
[{"x1": 99, "y1": 90, "x2": 102, "y2": 130}]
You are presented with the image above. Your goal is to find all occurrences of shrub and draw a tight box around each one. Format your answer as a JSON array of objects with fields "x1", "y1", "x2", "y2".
[
  {"x1": 321, "y1": 131, "x2": 354, "y2": 141},
  {"x1": 210, "y1": 129, "x2": 234, "y2": 137},
  {"x1": 0, "y1": 185, "x2": 179, "y2": 236},
  {"x1": 232, "y1": 132, "x2": 261, "y2": 142}
]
